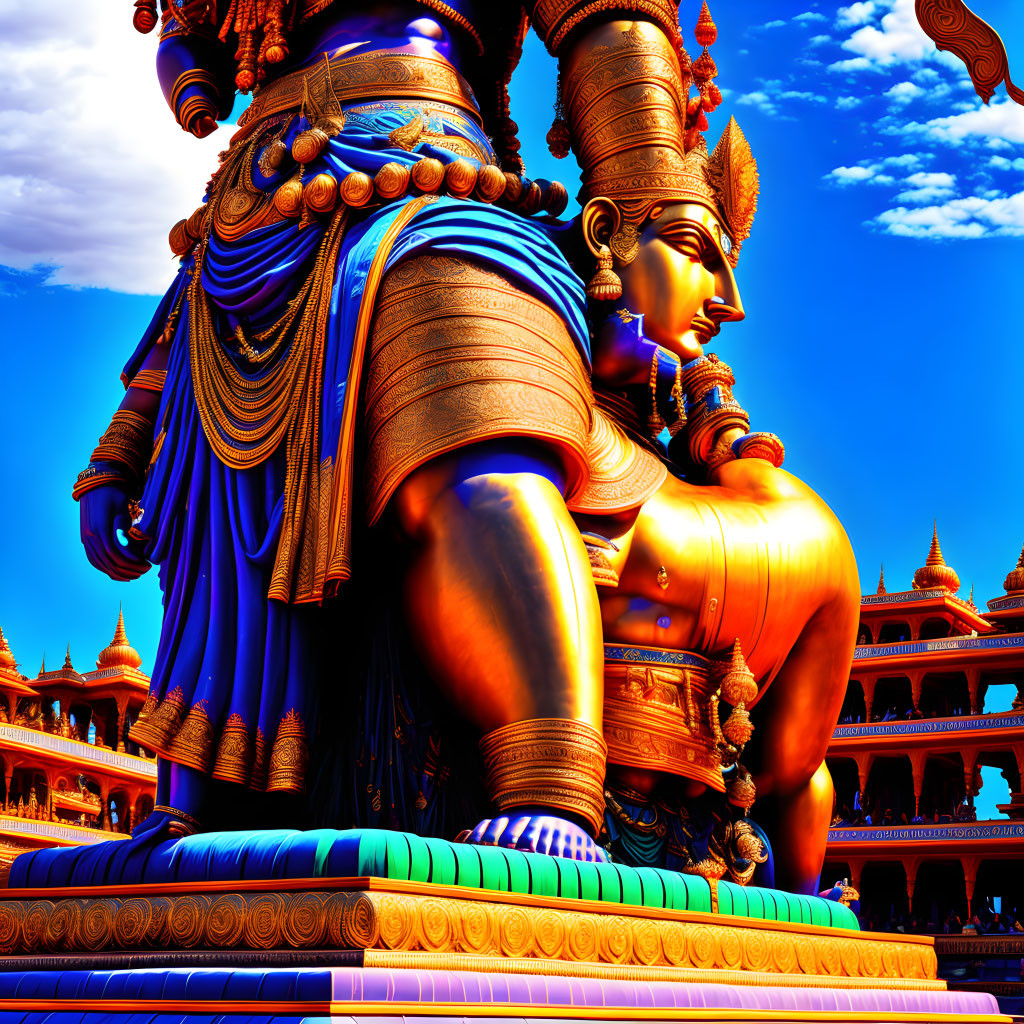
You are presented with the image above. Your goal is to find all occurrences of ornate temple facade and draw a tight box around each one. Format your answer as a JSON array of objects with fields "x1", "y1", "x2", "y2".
[
  {"x1": 0, "y1": 615, "x2": 156, "y2": 878},
  {"x1": 821, "y1": 532, "x2": 1024, "y2": 1000}
]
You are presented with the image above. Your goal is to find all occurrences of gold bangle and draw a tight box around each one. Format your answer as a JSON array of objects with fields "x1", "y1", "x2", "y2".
[
  {"x1": 71, "y1": 465, "x2": 127, "y2": 502},
  {"x1": 128, "y1": 368, "x2": 167, "y2": 394},
  {"x1": 90, "y1": 409, "x2": 154, "y2": 481},
  {"x1": 479, "y1": 717, "x2": 608, "y2": 835}
]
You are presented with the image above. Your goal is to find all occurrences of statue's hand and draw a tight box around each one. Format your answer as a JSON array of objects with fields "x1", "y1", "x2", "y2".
[
  {"x1": 463, "y1": 812, "x2": 608, "y2": 862},
  {"x1": 79, "y1": 484, "x2": 150, "y2": 581}
]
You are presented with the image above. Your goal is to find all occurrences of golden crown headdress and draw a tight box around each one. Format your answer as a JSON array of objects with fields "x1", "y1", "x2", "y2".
[{"x1": 576, "y1": 1, "x2": 759, "y2": 281}]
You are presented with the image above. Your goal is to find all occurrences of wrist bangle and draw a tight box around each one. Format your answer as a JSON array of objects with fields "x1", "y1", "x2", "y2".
[
  {"x1": 72, "y1": 463, "x2": 128, "y2": 502},
  {"x1": 90, "y1": 410, "x2": 154, "y2": 481}
]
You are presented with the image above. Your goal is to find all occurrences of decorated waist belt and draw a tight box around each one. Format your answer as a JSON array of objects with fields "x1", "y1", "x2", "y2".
[
  {"x1": 602, "y1": 644, "x2": 725, "y2": 792},
  {"x1": 236, "y1": 50, "x2": 482, "y2": 135}
]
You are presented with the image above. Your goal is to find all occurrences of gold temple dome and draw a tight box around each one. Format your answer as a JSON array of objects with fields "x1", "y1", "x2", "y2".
[
  {"x1": 96, "y1": 609, "x2": 143, "y2": 671},
  {"x1": 911, "y1": 522, "x2": 960, "y2": 593},
  {"x1": 1003, "y1": 543, "x2": 1024, "y2": 595},
  {"x1": 0, "y1": 626, "x2": 16, "y2": 672}
]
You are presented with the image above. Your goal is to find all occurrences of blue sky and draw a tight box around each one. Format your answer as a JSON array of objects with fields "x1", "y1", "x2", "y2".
[{"x1": 0, "y1": 0, "x2": 1021, "y2": 809}]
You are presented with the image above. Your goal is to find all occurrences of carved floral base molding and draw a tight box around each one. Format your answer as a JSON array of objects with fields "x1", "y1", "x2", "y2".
[{"x1": 0, "y1": 878, "x2": 940, "y2": 988}]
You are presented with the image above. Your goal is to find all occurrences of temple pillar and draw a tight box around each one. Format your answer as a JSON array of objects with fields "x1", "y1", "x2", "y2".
[
  {"x1": 905, "y1": 856, "x2": 923, "y2": 915},
  {"x1": 114, "y1": 695, "x2": 129, "y2": 753},
  {"x1": 967, "y1": 669, "x2": 982, "y2": 716},
  {"x1": 860, "y1": 676, "x2": 877, "y2": 721},
  {"x1": 99, "y1": 785, "x2": 111, "y2": 832},
  {"x1": 847, "y1": 858, "x2": 864, "y2": 897},
  {"x1": 853, "y1": 752, "x2": 874, "y2": 811},
  {"x1": 909, "y1": 671, "x2": 924, "y2": 715},
  {"x1": 909, "y1": 616, "x2": 920, "y2": 642},
  {"x1": 963, "y1": 749, "x2": 980, "y2": 809},
  {"x1": 909, "y1": 751, "x2": 927, "y2": 818},
  {"x1": 962, "y1": 855, "x2": 981, "y2": 918}
]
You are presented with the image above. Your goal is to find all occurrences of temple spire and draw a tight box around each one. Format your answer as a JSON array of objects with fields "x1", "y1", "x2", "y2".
[
  {"x1": 0, "y1": 625, "x2": 15, "y2": 672},
  {"x1": 876, "y1": 563, "x2": 886, "y2": 595},
  {"x1": 912, "y1": 520, "x2": 960, "y2": 593},
  {"x1": 62, "y1": 645, "x2": 74, "y2": 672},
  {"x1": 1003, "y1": 542, "x2": 1024, "y2": 595},
  {"x1": 96, "y1": 607, "x2": 142, "y2": 670}
]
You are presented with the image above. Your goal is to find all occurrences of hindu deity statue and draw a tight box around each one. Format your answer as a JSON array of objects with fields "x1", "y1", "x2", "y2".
[{"x1": 72, "y1": 0, "x2": 859, "y2": 893}]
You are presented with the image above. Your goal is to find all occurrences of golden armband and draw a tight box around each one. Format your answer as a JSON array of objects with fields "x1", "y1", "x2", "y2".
[
  {"x1": 529, "y1": 0, "x2": 682, "y2": 57},
  {"x1": 479, "y1": 718, "x2": 608, "y2": 835},
  {"x1": 128, "y1": 369, "x2": 168, "y2": 394},
  {"x1": 89, "y1": 409, "x2": 155, "y2": 483}
]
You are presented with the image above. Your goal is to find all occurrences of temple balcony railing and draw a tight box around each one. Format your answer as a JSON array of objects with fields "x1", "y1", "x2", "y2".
[
  {"x1": 831, "y1": 710, "x2": 1024, "y2": 743},
  {"x1": 0, "y1": 814, "x2": 128, "y2": 847},
  {"x1": 852, "y1": 632, "x2": 1024, "y2": 666},
  {"x1": 826, "y1": 820, "x2": 1024, "y2": 859},
  {"x1": 0, "y1": 723, "x2": 157, "y2": 782}
]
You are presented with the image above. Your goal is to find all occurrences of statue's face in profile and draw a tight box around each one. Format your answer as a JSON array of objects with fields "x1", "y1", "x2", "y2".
[{"x1": 619, "y1": 201, "x2": 745, "y2": 363}]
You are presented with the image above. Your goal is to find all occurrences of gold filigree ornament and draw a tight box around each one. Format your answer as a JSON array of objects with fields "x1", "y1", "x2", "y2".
[
  {"x1": 585, "y1": 245, "x2": 622, "y2": 302},
  {"x1": 707, "y1": 117, "x2": 759, "y2": 265}
]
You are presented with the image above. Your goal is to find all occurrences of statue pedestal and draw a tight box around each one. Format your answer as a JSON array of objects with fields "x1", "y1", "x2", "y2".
[{"x1": 0, "y1": 829, "x2": 1006, "y2": 1021}]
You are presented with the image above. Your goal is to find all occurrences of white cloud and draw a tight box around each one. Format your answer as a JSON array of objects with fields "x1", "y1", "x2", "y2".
[
  {"x1": 912, "y1": 67, "x2": 941, "y2": 84},
  {"x1": 795, "y1": 12, "x2": 828, "y2": 22},
  {"x1": 836, "y1": 95, "x2": 861, "y2": 109},
  {"x1": 900, "y1": 97, "x2": 1024, "y2": 146},
  {"x1": 737, "y1": 91, "x2": 777, "y2": 116},
  {"x1": 836, "y1": 2, "x2": 879, "y2": 29},
  {"x1": 904, "y1": 171, "x2": 955, "y2": 188},
  {"x1": 881, "y1": 153, "x2": 924, "y2": 168},
  {"x1": 826, "y1": 164, "x2": 880, "y2": 184},
  {"x1": 835, "y1": 0, "x2": 932, "y2": 66},
  {"x1": 885, "y1": 81, "x2": 924, "y2": 103},
  {"x1": 809, "y1": 34, "x2": 832, "y2": 46},
  {"x1": 875, "y1": 191, "x2": 1024, "y2": 238},
  {"x1": 830, "y1": 56, "x2": 874, "y2": 72},
  {"x1": 0, "y1": 1, "x2": 225, "y2": 294},
  {"x1": 990, "y1": 155, "x2": 1024, "y2": 172},
  {"x1": 779, "y1": 90, "x2": 827, "y2": 103},
  {"x1": 895, "y1": 185, "x2": 954, "y2": 203},
  {"x1": 761, "y1": 19, "x2": 786, "y2": 29}
]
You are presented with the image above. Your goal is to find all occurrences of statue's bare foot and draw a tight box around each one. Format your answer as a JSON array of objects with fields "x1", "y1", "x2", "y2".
[{"x1": 462, "y1": 812, "x2": 608, "y2": 862}]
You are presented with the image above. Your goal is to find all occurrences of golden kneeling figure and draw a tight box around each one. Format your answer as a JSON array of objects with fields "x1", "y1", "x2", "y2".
[{"x1": 576, "y1": 131, "x2": 860, "y2": 892}]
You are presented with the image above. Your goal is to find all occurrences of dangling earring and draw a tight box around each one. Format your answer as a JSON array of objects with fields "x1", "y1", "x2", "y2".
[
  {"x1": 669, "y1": 362, "x2": 686, "y2": 436},
  {"x1": 586, "y1": 245, "x2": 622, "y2": 302},
  {"x1": 648, "y1": 349, "x2": 666, "y2": 440}
]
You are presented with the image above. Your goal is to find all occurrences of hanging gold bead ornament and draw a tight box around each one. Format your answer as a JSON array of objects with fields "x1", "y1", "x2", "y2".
[
  {"x1": 339, "y1": 171, "x2": 374, "y2": 208},
  {"x1": 546, "y1": 72, "x2": 571, "y2": 159},
  {"x1": 375, "y1": 162, "x2": 411, "y2": 200},
  {"x1": 586, "y1": 245, "x2": 622, "y2": 302},
  {"x1": 445, "y1": 159, "x2": 479, "y2": 198},
  {"x1": 303, "y1": 173, "x2": 338, "y2": 214},
  {"x1": 723, "y1": 702, "x2": 753, "y2": 746},
  {"x1": 132, "y1": 0, "x2": 158, "y2": 33},
  {"x1": 168, "y1": 219, "x2": 194, "y2": 257},
  {"x1": 411, "y1": 158, "x2": 446, "y2": 194},
  {"x1": 648, "y1": 348, "x2": 666, "y2": 439},
  {"x1": 475, "y1": 164, "x2": 508, "y2": 203},
  {"x1": 728, "y1": 765, "x2": 757, "y2": 811},
  {"x1": 668, "y1": 363, "x2": 686, "y2": 436},
  {"x1": 259, "y1": 137, "x2": 289, "y2": 176},
  {"x1": 718, "y1": 637, "x2": 758, "y2": 706},
  {"x1": 291, "y1": 126, "x2": 330, "y2": 165},
  {"x1": 273, "y1": 178, "x2": 304, "y2": 217}
]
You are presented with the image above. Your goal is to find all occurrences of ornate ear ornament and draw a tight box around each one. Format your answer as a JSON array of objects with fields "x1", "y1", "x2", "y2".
[{"x1": 708, "y1": 117, "x2": 759, "y2": 265}]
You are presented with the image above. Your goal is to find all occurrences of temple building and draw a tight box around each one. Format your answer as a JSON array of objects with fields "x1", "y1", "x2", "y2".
[
  {"x1": 822, "y1": 531, "x2": 1024, "y2": 1003},
  {"x1": 0, "y1": 614, "x2": 156, "y2": 878}
]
